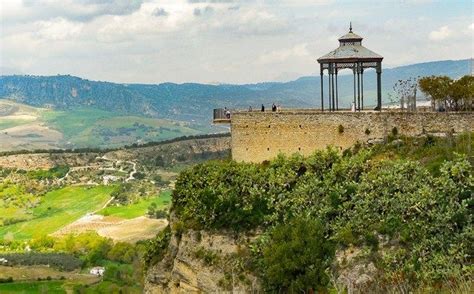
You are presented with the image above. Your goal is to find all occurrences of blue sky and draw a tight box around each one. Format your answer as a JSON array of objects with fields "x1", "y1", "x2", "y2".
[{"x1": 1, "y1": 0, "x2": 472, "y2": 83}]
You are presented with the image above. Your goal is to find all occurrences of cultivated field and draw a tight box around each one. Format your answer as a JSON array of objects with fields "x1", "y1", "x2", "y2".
[
  {"x1": 0, "y1": 100, "x2": 207, "y2": 151},
  {"x1": 0, "y1": 186, "x2": 115, "y2": 240}
]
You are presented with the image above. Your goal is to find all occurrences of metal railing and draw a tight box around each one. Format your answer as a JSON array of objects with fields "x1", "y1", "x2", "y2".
[{"x1": 213, "y1": 108, "x2": 231, "y2": 123}]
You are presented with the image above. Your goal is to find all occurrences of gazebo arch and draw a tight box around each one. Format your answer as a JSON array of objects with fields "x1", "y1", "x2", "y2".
[{"x1": 317, "y1": 23, "x2": 383, "y2": 111}]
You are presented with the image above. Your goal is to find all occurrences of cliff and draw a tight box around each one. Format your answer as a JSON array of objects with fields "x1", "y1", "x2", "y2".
[
  {"x1": 145, "y1": 217, "x2": 261, "y2": 293},
  {"x1": 0, "y1": 135, "x2": 230, "y2": 170}
]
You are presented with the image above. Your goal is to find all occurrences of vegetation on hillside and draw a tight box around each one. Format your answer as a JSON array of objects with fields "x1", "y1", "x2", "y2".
[
  {"x1": 0, "y1": 185, "x2": 115, "y2": 240},
  {"x1": 0, "y1": 232, "x2": 147, "y2": 292},
  {"x1": 167, "y1": 133, "x2": 473, "y2": 292},
  {"x1": 0, "y1": 132, "x2": 230, "y2": 156}
]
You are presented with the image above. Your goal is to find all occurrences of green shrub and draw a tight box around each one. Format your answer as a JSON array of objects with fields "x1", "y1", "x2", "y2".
[
  {"x1": 193, "y1": 247, "x2": 220, "y2": 266},
  {"x1": 338, "y1": 124, "x2": 344, "y2": 134},
  {"x1": 143, "y1": 226, "x2": 171, "y2": 269},
  {"x1": 261, "y1": 218, "x2": 334, "y2": 292},
  {"x1": 391, "y1": 127, "x2": 398, "y2": 136}
]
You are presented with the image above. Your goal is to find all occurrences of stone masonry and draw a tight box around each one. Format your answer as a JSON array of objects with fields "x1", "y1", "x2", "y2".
[{"x1": 230, "y1": 110, "x2": 474, "y2": 162}]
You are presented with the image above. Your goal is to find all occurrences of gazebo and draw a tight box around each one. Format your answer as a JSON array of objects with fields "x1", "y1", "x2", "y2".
[{"x1": 317, "y1": 23, "x2": 383, "y2": 111}]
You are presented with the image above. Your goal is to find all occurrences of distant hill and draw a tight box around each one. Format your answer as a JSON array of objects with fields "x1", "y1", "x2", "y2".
[{"x1": 0, "y1": 59, "x2": 470, "y2": 123}]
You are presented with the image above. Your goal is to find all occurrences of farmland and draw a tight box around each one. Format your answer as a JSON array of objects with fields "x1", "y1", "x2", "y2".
[
  {"x1": 0, "y1": 100, "x2": 208, "y2": 152},
  {"x1": 0, "y1": 134, "x2": 231, "y2": 292},
  {"x1": 0, "y1": 186, "x2": 115, "y2": 240},
  {"x1": 98, "y1": 190, "x2": 171, "y2": 219}
]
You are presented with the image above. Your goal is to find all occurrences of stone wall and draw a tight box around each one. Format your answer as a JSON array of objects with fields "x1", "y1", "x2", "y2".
[{"x1": 231, "y1": 110, "x2": 474, "y2": 162}]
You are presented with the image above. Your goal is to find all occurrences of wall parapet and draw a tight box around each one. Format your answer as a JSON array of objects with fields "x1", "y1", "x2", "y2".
[{"x1": 230, "y1": 111, "x2": 474, "y2": 162}]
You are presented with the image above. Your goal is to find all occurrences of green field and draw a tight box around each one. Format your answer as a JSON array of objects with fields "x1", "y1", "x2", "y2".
[
  {"x1": 98, "y1": 190, "x2": 171, "y2": 219},
  {"x1": 41, "y1": 108, "x2": 202, "y2": 148},
  {"x1": 0, "y1": 281, "x2": 65, "y2": 294},
  {"x1": 0, "y1": 119, "x2": 33, "y2": 131},
  {"x1": 0, "y1": 101, "x2": 212, "y2": 151},
  {"x1": 0, "y1": 186, "x2": 115, "y2": 240}
]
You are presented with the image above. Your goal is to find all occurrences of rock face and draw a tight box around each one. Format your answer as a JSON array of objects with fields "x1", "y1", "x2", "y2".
[
  {"x1": 145, "y1": 227, "x2": 260, "y2": 293},
  {"x1": 0, "y1": 135, "x2": 230, "y2": 170}
]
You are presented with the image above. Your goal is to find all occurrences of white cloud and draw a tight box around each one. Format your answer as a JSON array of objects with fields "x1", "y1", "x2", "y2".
[
  {"x1": 1, "y1": 0, "x2": 144, "y2": 23},
  {"x1": 35, "y1": 17, "x2": 84, "y2": 41},
  {"x1": 429, "y1": 26, "x2": 452, "y2": 41},
  {"x1": 258, "y1": 44, "x2": 310, "y2": 64},
  {"x1": 0, "y1": 0, "x2": 472, "y2": 84}
]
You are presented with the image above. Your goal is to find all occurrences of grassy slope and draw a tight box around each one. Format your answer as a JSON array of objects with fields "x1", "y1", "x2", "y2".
[
  {"x1": 370, "y1": 132, "x2": 474, "y2": 173},
  {"x1": 0, "y1": 281, "x2": 66, "y2": 294},
  {"x1": 0, "y1": 120, "x2": 32, "y2": 131},
  {"x1": 0, "y1": 100, "x2": 209, "y2": 151},
  {"x1": 0, "y1": 100, "x2": 44, "y2": 131},
  {"x1": 0, "y1": 184, "x2": 36, "y2": 221},
  {"x1": 0, "y1": 186, "x2": 115, "y2": 240},
  {"x1": 41, "y1": 107, "x2": 203, "y2": 148},
  {"x1": 98, "y1": 190, "x2": 171, "y2": 219}
]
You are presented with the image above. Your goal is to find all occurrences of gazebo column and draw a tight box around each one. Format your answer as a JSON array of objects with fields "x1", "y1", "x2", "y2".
[
  {"x1": 361, "y1": 67, "x2": 364, "y2": 110},
  {"x1": 335, "y1": 69, "x2": 339, "y2": 110},
  {"x1": 320, "y1": 65, "x2": 324, "y2": 111},
  {"x1": 331, "y1": 65, "x2": 335, "y2": 111},
  {"x1": 353, "y1": 66, "x2": 356, "y2": 111},
  {"x1": 357, "y1": 62, "x2": 361, "y2": 111},
  {"x1": 328, "y1": 63, "x2": 332, "y2": 111},
  {"x1": 376, "y1": 62, "x2": 382, "y2": 111}
]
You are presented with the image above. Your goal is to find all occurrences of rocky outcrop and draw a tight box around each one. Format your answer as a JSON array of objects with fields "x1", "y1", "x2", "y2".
[
  {"x1": 145, "y1": 225, "x2": 260, "y2": 293},
  {"x1": 0, "y1": 136, "x2": 230, "y2": 170}
]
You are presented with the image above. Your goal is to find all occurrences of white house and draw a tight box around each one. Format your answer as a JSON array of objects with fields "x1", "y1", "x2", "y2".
[{"x1": 90, "y1": 266, "x2": 105, "y2": 276}]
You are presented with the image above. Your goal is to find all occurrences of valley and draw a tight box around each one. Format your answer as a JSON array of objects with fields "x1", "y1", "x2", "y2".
[
  {"x1": 0, "y1": 134, "x2": 230, "y2": 292},
  {"x1": 0, "y1": 100, "x2": 213, "y2": 152}
]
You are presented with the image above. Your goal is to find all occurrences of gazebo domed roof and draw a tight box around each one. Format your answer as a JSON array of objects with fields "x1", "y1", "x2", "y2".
[
  {"x1": 338, "y1": 31, "x2": 363, "y2": 42},
  {"x1": 318, "y1": 24, "x2": 383, "y2": 63}
]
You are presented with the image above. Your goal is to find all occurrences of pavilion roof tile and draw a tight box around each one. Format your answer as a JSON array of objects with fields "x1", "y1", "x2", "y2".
[{"x1": 318, "y1": 44, "x2": 383, "y2": 62}]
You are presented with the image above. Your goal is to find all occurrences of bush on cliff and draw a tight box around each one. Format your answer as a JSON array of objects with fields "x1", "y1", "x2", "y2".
[
  {"x1": 170, "y1": 140, "x2": 473, "y2": 288},
  {"x1": 262, "y1": 218, "x2": 335, "y2": 292}
]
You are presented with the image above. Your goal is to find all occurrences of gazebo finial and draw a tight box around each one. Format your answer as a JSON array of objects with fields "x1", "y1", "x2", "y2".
[{"x1": 349, "y1": 22, "x2": 352, "y2": 32}]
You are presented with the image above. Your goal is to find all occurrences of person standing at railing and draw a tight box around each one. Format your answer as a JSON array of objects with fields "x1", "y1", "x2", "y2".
[{"x1": 261, "y1": 104, "x2": 265, "y2": 112}]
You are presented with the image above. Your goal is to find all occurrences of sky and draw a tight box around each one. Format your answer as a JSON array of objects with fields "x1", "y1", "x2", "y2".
[{"x1": 0, "y1": 0, "x2": 473, "y2": 84}]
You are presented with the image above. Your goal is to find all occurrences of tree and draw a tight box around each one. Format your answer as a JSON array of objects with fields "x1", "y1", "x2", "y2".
[
  {"x1": 449, "y1": 75, "x2": 474, "y2": 111},
  {"x1": 147, "y1": 202, "x2": 157, "y2": 217},
  {"x1": 261, "y1": 218, "x2": 335, "y2": 293},
  {"x1": 418, "y1": 75, "x2": 474, "y2": 111}
]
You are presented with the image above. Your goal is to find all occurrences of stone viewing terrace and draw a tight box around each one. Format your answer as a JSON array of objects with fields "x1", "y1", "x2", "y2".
[
  {"x1": 217, "y1": 108, "x2": 473, "y2": 162},
  {"x1": 211, "y1": 25, "x2": 473, "y2": 162},
  {"x1": 212, "y1": 107, "x2": 422, "y2": 124}
]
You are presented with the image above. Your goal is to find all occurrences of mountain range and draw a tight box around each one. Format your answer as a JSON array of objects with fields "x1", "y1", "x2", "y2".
[{"x1": 0, "y1": 59, "x2": 471, "y2": 124}]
